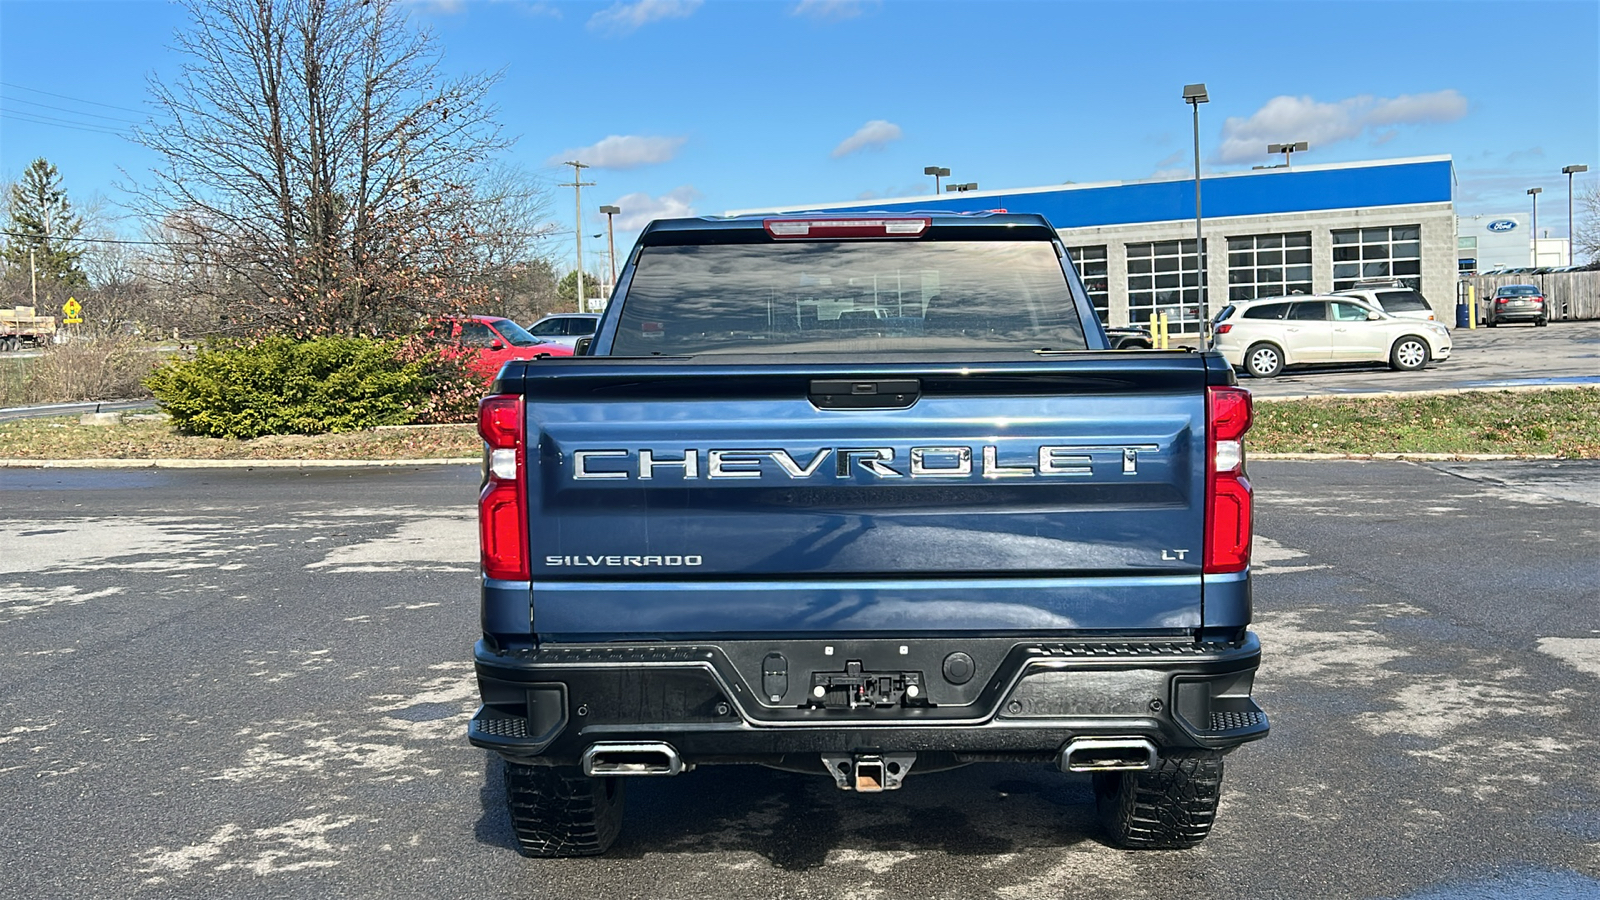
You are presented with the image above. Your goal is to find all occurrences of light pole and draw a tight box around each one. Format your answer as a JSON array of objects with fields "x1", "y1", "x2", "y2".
[
  {"x1": 1183, "y1": 83, "x2": 1210, "y2": 338},
  {"x1": 1563, "y1": 165, "x2": 1587, "y2": 264},
  {"x1": 1268, "y1": 141, "x2": 1308, "y2": 169},
  {"x1": 1527, "y1": 187, "x2": 1542, "y2": 266},
  {"x1": 599, "y1": 204, "x2": 621, "y2": 293},
  {"x1": 924, "y1": 166, "x2": 950, "y2": 193}
]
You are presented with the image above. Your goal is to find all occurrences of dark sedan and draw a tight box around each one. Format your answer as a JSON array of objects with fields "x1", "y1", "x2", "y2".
[{"x1": 1487, "y1": 284, "x2": 1549, "y2": 327}]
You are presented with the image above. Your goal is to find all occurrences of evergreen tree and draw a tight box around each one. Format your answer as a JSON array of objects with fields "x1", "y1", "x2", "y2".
[{"x1": 2, "y1": 158, "x2": 88, "y2": 300}]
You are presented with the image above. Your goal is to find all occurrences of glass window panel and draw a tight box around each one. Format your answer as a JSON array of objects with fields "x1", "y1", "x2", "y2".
[
  {"x1": 1260, "y1": 267, "x2": 1283, "y2": 283},
  {"x1": 1127, "y1": 243, "x2": 1152, "y2": 258},
  {"x1": 1155, "y1": 256, "x2": 1180, "y2": 273},
  {"x1": 1229, "y1": 252, "x2": 1253, "y2": 267},
  {"x1": 1288, "y1": 282, "x2": 1313, "y2": 295},
  {"x1": 1363, "y1": 244, "x2": 1390, "y2": 260},
  {"x1": 1285, "y1": 233, "x2": 1311, "y2": 248},
  {"x1": 1332, "y1": 229, "x2": 1359, "y2": 245},
  {"x1": 1393, "y1": 225, "x2": 1420, "y2": 241},
  {"x1": 1182, "y1": 272, "x2": 1198, "y2": 287},
  {"x1": 1128, "y1": 258, "x2": 1152, "y2": 274},
  {"x1": 1288, "y1": 301, "x2": 1327, "y2": 321},
  {"x1": 1458, "y1": 237, "x2": 1478, "y2": 250},
  {"x1": 1229, "y1": 285, "x2": 1255, "y2": 301},
  {"x1": 1333, "y1": 245, "x2": 1360, "y2": 262},
  {"x1": 1257, "y1": 250, "x2": 1283, "y2": 266},
  {"x1": 1333, "y1": 263, "x2": 1360, "y2": 279},
  {"x1": 1129, "y1": 275, "x2": 1153, "y2": 290},
  {"x1": 1228, "y1": 237, "x2": 1253, "y2": 251},
  {"x1": 1362, "y1": 228, "x2": 1390, "y2": 242},
  {"x1": 1285, "y1": 248, "x2": 1312, "y2": 264},
  {"x1": 1362, "y1": 261, "x2": 1390, "y2": 278},
  {"x1": 1287, "y1": 265, "x2": 1313, "y2": 281},
  {"x1": 1178, "y1": 240, "x2": 1198, "y2": 255},
  {"x1": 1394, "y1": 241, "x2": 1421, "y2": 259},
  {"x1": 1257, "y1": 234, "x2": 1283, "y2": 249},
  {"x1": 1155, "y1": 273, "x2": 1180, "y2": 289},
  {"x1": 1229, "y1": 269, "x2": 1253, "y2": 285},
  {"x1": 1393, "y1": 259, "x2": 1422, "y2": 276}
]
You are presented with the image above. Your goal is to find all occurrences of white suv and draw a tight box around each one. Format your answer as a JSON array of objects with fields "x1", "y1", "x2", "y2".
[
  {"x1": 1330, "y1": 283, "x2": 1441, "y2": 322},
  {"x1": 1212, "y1": 295, "x2": 1452, "y2": 378}
]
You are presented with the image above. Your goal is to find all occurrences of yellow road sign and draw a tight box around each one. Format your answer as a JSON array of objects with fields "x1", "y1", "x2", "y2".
[{"x1": 63, "y1": 298, "x2": 82, "y2": 318}]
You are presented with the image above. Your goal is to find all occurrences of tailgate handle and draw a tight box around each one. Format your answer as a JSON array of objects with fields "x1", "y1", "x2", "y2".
[{"x1": 809, "y1": 379, "x2": 921, "y2": 410}]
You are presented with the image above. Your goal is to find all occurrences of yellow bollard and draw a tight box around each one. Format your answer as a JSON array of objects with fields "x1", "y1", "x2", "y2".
[
  {"x1": 1149, "y1": 312, "x2": 1159, "y2": 349},
  {"x1": 1467, "y1": 285, "x2": 1476, "y2": 329},
  {"x1": 1158, "y1": 313, "x2": 1170, "y2": 350}
]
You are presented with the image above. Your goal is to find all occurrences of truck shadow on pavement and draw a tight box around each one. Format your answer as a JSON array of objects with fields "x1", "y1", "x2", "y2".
[{"x1": 474, "y1": 752, "x2": 1102, "y2": 868}]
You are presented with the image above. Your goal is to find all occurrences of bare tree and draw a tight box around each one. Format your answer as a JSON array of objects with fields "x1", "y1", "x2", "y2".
[
  {"x1": 134, "y1": 0, "x2": 538, "y2": 336},
  {"x1": 1577, "y1": 181, "x2": 1600, "y2": 266}
]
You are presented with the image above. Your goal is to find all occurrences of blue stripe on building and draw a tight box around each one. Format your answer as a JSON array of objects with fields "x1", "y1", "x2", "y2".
[{"x1": 781, "y1": 159, "x2": 1455, "y2": 229}]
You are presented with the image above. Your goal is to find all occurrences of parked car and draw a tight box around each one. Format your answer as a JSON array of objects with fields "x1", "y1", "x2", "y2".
[
  {"x1": 1485, "y1": 284, "x2": 1549, "y2": 327},
  {"x1": 428, "y1": 315, "x2": 571, "y2": 380},
  {"x1": 526, "y1": 313, "x2": 601, "y2": 349},
  {"x1": 1211, "y1": 295, "x2": 1451, "y2": 378},
  {"x1": 1104, "y1": 324, "x2": 1152, "y2": 349},
  {"x1": 1331, "y1": 282, "x2": 1440, "y2": 322}
]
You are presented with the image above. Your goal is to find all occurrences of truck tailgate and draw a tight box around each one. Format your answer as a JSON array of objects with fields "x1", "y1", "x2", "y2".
[{"x1": 516, "y1": 355, "x2": 1210, "y2": 636}]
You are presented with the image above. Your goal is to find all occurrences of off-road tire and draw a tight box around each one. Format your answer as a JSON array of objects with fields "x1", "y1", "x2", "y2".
[
  {"x1": 504, "y1": 761, "x2": 625, "y2": 857},
  {"x1": 1389, "y1": 336, "x2": 1430, "y2": 371},
  {"x1": 1244, "y1": 343, "x2": 1284, "y2": 378},
  {"x1": 1093, "y1": 750, "x2": 1224, "y2": 849}
]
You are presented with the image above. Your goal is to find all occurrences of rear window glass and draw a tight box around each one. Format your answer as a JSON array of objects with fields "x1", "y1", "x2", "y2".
[
  {"x1": 611, "y1": 240, "x2": 1086, "y2": 355},
  {"x1": 1497, "y1": 285, "x2": 1541, "y2": 296},
  {"x1": 1377, "y1": 290, "x2": 1431, "y2": 312},
  {"x1": 1242, "y1": 303, "x2": 1289, "y2": 320}
]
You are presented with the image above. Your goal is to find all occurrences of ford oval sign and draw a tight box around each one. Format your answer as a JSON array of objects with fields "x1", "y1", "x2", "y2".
[{"x1": 1487, "y1": 219, "x2": 1518, "y2": 233}]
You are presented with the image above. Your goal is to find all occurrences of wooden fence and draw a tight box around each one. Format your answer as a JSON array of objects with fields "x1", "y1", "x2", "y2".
[{"x1": 1460, "y1": 270, "x2": 1600, "y2": 321}]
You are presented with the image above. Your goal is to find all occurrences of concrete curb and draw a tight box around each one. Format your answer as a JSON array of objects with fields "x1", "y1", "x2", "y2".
[
  {"x1": 1250, "y1": 384, "x2": 1599, "y2": 403},
  {"x1": 0, "y1": 457, "x2": 479, "y2": 469}
]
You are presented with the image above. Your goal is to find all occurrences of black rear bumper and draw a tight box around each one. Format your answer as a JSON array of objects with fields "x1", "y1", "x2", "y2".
[{"x1": 469, "y1": 633, "x2": 1268, "y2": 767}]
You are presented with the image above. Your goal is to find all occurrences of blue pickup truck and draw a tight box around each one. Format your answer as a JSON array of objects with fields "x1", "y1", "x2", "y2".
[{"x1": 468, "y1": 212, "x2": 1268, "y2": 856}]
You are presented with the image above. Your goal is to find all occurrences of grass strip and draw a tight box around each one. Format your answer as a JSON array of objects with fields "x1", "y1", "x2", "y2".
[
  {"x1": 1250, "y1": 388, "x2": 1600, "y2": 457},
  {"x1": 0, "y1": 387, "x2": 1596, "y2": 461}
]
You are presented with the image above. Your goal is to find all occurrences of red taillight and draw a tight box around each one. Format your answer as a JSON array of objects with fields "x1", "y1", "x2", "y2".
[
  {"x1": 1204, "y1": 386, "x2": 1253, "y2": 574},
  {"x1": 763, "y1": 218, "x2": 929, "y2": 239},
  {"x1": 1497, "y1": 298, "x2": 1509, "y2": 304},
  {"x1": 1215, "y1": 323, "x2": 1233, "y2": 335},
  {"x1": 478, "y1": 394, "x2": 529, "y2": 581}
]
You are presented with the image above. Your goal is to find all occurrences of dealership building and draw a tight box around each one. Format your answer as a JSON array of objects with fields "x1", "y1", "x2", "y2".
[{"x1": 731, "y1": 155, "x2": 1458, "y2": 334}]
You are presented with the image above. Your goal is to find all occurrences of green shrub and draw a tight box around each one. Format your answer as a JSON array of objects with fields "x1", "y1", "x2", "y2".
[{"x1": 146, "y1": 335, "x2": 468, "y2": 438}]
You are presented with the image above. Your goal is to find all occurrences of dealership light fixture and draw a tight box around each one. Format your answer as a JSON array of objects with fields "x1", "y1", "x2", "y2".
[
  {"x1": 1183, "y1": 83, "x2": 1210, "y2": 337},
  {"x1": 1267, "y1": 141, "x2": 1309, "y2": 168},
  {"x1": 923, "y1": 166, "x2": 950, "y2": 193},
  {"x1": 1563, "y1": 165, "x2": 1588, "y2": 261},
  {"x1": 1528, "y1": 187, "x2": 1543, "y2": 266}
]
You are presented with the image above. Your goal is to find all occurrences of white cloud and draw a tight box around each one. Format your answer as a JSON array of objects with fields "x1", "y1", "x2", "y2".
[
  {"x1": 588, "y1": 0, "x2": 701, "y2": 35},
  {"x1": 793, "y1": 0, "x2": 875, "y2": 20},
  {"x1": 831, "y1": 120, "x2": 903, "y2": 159},
  {"x1": 1216, "y1": 89, "x2": 1468, "y2": 164},
  {"x1": 611, "y1": 186, "x2": 701, "y2": 230},
  {"x1": 550, "y1": 135, "x2": 686, "y2": 170}
]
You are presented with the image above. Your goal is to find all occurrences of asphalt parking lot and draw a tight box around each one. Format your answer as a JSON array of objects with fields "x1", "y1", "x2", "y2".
[{"x1": 2, "y1": 462, "x2": 1597, "y2": 900}]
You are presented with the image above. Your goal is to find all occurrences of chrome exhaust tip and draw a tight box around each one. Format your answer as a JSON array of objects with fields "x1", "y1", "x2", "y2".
[
  {"x1": 581, "y1": 741, "x2": 684, "y2": 777},
  {"x1": 1058, "y1": 737, "x2": 1158, "y2": 773}
]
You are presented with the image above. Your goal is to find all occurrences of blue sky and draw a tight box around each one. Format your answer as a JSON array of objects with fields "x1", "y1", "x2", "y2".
[{"x1": 2, "y1": 0, "x2": 1596, "y2": 271}]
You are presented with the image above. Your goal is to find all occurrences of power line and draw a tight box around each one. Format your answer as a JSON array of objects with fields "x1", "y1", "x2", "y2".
[
  {"x1": 0, "y1": 80, "x2": 151, "y2": 116},
  {"x1": 0, "y1": 94, "x2": 146, "y2": 125},
  {"x1": 1, "y1": 230, "x2": 206, "y2": 248},
  {"x1": 0, "y1": 111, "x2": 131, "y2": 137}
]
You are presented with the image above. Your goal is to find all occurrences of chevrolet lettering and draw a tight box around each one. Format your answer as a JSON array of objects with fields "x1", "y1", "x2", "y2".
[
  {"x1": 469, "y1": 211, "x2": 1268, "y2": 859},
  {"x1": 572, "y1": 445, "x2": 1157, "y2": 480}
]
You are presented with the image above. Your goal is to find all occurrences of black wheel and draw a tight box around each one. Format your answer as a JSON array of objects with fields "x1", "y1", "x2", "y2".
[
  {"x1": 1244, "y1": 343, "x2": 1283, "y2": 378},
  {"x1": 1486, "y1": 316, "x2": 1497, "y2": 327},
  {"x1": 1536, "y1": 316, "x2": 1548, "y2": 327},
  {"x1": 1094, "y1": 750, "x2": 1225, "y2": 850},
  {"x1": 503, "y1": 761, "x2": 625, "y2": 857},
  {"x1": 1389, "y1": 336, "x2": 1430, "y2": 371}
]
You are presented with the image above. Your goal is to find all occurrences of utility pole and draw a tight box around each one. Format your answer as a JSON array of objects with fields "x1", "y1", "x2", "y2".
[
  {"x1": 599, "y1": 205, "x2": 621, "y2": 297},
  {"x1": 561, "y1": 161, "x2": 595, "y2": 313},
  {"x1": 29, "y1": 248, "x2": 38, "y2": 307}
]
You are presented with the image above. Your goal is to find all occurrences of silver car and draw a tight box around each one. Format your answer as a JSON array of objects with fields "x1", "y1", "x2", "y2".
[
  {"x1": 1212, "y1": 295, "x2": 1452, "y2": 378},
  {"x1": 527, "y1": 313, "x2": 601, "y2": 349}
]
